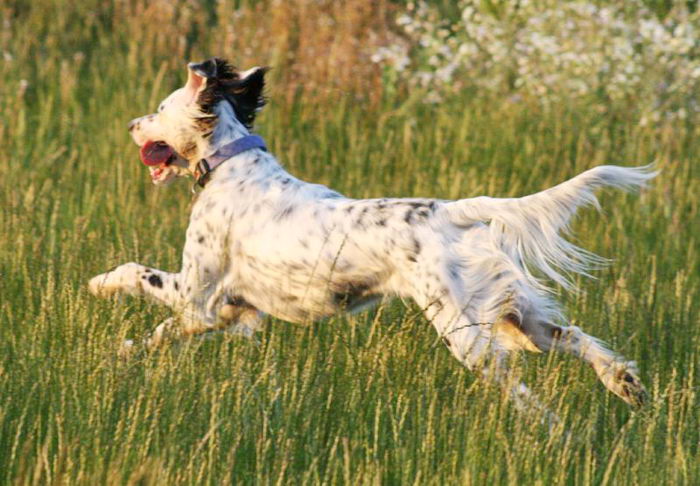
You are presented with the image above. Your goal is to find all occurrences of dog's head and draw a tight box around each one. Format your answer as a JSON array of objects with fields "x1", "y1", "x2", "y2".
[{"x1": 128, "y1": 58, "x2": 268, "y2": 185}]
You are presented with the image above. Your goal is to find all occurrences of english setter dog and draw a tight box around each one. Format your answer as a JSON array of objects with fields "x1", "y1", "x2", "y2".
[{"x1": 89, "y1": 58, "x2": 655, "y2": 412}]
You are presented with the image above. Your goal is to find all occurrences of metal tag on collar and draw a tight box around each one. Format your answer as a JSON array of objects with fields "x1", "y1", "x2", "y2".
[
  {"x1": 196, "y1": 159, "x2": 210, "y2": 178},
  {"x1": 196, "y1": 159, "x2": 211, "y2": 185}
]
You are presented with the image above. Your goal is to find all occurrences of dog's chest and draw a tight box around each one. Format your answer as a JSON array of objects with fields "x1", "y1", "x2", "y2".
[{"x1": 187, "y1": 182, "x2": 349, "y2": 320}]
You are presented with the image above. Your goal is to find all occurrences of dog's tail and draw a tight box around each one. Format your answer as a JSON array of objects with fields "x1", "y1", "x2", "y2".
[{"x1": 444, "y1": 165, "x2": 657, "y2": 290}]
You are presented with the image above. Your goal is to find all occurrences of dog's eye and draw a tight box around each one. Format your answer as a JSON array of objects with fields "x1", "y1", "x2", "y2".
[{"x1": 158, "y1": 104, "x2": 164, "y2": 112}]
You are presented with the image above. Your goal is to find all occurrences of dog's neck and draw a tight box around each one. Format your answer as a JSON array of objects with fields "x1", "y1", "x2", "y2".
[{"x1": 188, "y1": 101, "x2": 251, "y2": 173}]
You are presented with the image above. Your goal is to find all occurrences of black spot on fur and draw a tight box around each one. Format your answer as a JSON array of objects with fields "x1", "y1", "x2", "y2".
[
  {"x1": 198, "y1": 236, "x2": 206, "y2": 244},
  {"x1": 277, "y1": 205, "x2": 296, "y2": 220},
  {"x1": 442, "y1": 337, "x2": 451, "y2": 348},
  {"x1": 401, "y1": 201, "x2": 435, "y2": 224},
  {"x1": 174, "y1": 281, "x2": 179, "y2": 291},
  {"x1": 448, "y1": 264, "x2": 460, "y2": 280},
  {"x1": 332, "y1": 282, "x2": 378, "y2": 312},
  {"x1": 412, "y1": 238, "x2": 421, "y2": 255},
  {"x1": 148, "y1": 274, "x2": 163, "y2": 288},
  {"x1": 227, "y1": 296, "x2": 250, "y2": 307}
]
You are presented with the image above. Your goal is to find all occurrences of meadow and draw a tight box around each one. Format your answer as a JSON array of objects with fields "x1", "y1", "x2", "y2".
[{"x1": 0, "y1": 1, "x2": 698, "y2": 484}]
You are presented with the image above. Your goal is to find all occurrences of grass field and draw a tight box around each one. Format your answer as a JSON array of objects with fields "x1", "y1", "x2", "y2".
[{"x1": 1, "y1": 1, "x2": 699, "y2": 484}]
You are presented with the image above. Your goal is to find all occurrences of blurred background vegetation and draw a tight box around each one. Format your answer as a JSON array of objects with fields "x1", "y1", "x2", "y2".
[{"x1": 0, "y1": 1, "x2": 698, "y2": 484}]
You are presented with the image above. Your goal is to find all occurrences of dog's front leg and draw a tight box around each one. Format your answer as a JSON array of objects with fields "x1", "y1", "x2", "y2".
[
  {"x1": 89, "y1": 262, "x2": 185, "y2": 307},
  {"x1": 89, "y1": 260, "x2": 223, "y2": 321},
  {"x1": 89, "y1": 260, "x2": 260, "y2": 350}
]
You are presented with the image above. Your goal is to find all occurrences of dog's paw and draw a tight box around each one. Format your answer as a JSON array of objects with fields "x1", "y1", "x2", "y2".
[
  {"x1": 601, "y1": 362, "x2": 648, "y2": 408},
  {"x1": 88, "y1": 263, "x2": 141, "y2": 298},
  {"x1": 88, "y1": 272, "x2": 115, "y2": 297},
  {"x1": 617, "y1": 370, "x2": 648, "y2": 408}
]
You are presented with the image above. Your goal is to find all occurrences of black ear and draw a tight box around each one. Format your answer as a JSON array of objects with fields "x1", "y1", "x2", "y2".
[
  {"x1": 226, "y1": 66, "x2": 269, "y2": 128},
  {"x1": 188, "y1": 59, "x2": 219, "y2": 79}
]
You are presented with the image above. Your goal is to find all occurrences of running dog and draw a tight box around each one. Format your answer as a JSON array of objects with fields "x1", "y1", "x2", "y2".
[{"x1": 89, "y1": 58, "x2": 655, "y2": 411}]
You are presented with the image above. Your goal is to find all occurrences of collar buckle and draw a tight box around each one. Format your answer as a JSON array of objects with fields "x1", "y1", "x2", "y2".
[{"x1": 194, "y1": 159, "x2": 211, "y2": 188}]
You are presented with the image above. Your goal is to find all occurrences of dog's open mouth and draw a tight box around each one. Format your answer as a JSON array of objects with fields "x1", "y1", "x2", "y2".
[
  {"x1": 140, "y1": 140, "x2": 176, "y2": 166},
  {"x1": 140, "y1": 140, "x2": 178, "y2": 182}
]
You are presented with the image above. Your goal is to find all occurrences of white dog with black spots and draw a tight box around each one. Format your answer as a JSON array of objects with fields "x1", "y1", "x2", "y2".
[{"x1": 89, "y1": 58, "x2": 656, "y2": 416}]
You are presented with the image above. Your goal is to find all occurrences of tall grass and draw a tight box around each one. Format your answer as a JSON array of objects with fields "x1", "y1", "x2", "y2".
[{"x1": 0, "y1": 1, "x2": 698, "y2": 484}]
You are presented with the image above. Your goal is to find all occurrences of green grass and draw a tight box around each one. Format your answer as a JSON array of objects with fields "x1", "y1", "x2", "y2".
[{"x1": 1, "y1": 2, "x2": 699, "y2": 484}]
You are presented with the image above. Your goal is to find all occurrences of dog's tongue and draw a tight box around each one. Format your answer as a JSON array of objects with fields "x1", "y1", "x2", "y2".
[{"x1": 140, "y1": 140, "x2": 174, "y2": 166}]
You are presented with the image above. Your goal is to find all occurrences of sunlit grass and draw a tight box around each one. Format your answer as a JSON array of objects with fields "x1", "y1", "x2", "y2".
[{"x1": 0, "y1": 1, "x2": 698, "y2": 484}]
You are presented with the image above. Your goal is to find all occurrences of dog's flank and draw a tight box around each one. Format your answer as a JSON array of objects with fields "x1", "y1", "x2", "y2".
[{"x1": 89, "y1": 58, "x2": 654, "y2": 418}]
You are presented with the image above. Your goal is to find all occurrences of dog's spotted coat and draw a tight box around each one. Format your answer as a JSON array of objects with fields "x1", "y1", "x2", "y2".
[{"x1": 90, "y1": 58, "x2": 655, "y2": 415}]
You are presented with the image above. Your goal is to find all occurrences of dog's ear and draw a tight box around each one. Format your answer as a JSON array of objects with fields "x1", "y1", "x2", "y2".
[
  {"x1": 226, "y1": 66, "x2": 269, "y2": 128},
  {"x1": 184, "y1": 59, "x2": 219, "y2": 103},
  {"x1": 189, "y1": 59, "x2": 218, "y2": 79}
]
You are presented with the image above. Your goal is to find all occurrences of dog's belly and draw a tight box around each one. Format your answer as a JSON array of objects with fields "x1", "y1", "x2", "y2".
[
  {"x1": 230, "y1": 242, "x2": 388, "y2": 323},
  {"x1": 233, "y1": 258, "x2": 384, "y2": 322},
  {"x1": 233, "y1": 272, "x2": 382, "y2": 323},
  {"x1": 247, "y1": 289, "x2": 382, "y2": 323}
]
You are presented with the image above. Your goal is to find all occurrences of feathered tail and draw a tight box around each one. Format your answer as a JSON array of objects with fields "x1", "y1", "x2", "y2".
[{"x1": 444, "y1": 165, "x2": 657, "y2": 290}]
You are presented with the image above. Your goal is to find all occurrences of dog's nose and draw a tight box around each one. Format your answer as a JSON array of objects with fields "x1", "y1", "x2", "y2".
[{"x1": 128, "y1": 119, "x2": 138, "y2": 132}]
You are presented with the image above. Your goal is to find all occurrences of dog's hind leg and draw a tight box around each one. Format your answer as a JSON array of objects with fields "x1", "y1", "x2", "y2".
[
  {"x1": 430, "y1": 300, "x2": 558, "y2": 425},
  {"x1": 410, "y1": 271, "x2": 556, "y2": 423},
  {"x1": 522, "y1": 321, "x2": 647, "y2": 407}
]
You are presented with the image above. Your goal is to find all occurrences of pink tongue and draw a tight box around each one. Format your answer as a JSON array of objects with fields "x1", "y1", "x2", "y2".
[{"x1": 140, "y1": 141, "x2": 174, "y2": 166}]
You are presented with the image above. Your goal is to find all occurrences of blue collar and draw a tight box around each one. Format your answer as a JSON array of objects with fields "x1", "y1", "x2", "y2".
[{"x1": 195, "y1": 134, "x2": 267, "y2": 187}]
